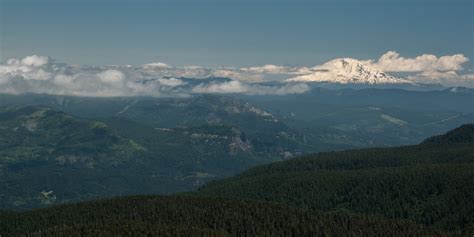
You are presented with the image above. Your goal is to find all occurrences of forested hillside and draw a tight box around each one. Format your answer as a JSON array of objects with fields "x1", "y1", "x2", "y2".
[
  {"x1": 1, "y1": 93, "x2": 472, "y2": 211},
  {"x1": 0, "y1": 106, "x2": 272, "y2": 209},
  {"x1": 0, "y1": 196, "x2": 445, "y2": 236},
  {"x1": 0, "y1": 124, "x2": 472, "y2": 236},
  {"x1": 197, "y1": 124, "x2": 474, "y2": 233}
]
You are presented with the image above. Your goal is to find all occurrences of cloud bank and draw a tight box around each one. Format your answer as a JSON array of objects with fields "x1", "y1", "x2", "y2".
[
  {"x1": 192, "y1": 80, "x2": 309, "y2": 95},
  {"x1": 0, "y1": 51, "x2": 472, "y2": 97},
  {"x1": 0, "y1": 55, "x2": 309, "y2": 97},
  {"x1": 360, "y1": 51, "x2": 473, "y2": 87},
  {"x1": 366, "y1": 51, "x2": 469, "y2": 72}
]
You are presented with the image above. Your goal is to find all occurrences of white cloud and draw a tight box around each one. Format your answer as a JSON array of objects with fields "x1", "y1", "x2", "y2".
[
  {"x1": 241, "y1": 65, "x2": 292, "y2": 74},
  {"x1": 157, "y1": 78, "x2": 186, "y2": 87},
  {"x1": 0, "y1": 55, "x2": 311, "y2": 96},
  {"x1": 142, "y1": 62, "x2": 173, "y2": 70},
  {"x1": 360, "y1": 51, "x2": 472, "y2": 86},
  {"x1": 0, "y1": 56, "x2": 52, "y2": 81},
  {"x1": 252, "y1": 83, "x2": 310, "y2": 95},
  {"x1": 407, "y1": 70, "x2": 474, "y2": 87},
  {"x1": 192, "y1": 81, "x2": 310, "y2": 95},
  {"x1": 212, "y1": 69, "x2": 264, "y2": 81},
  {"x1": 1, "y1": 52, "x2": 473, "y2": 97},
  {"x1": 285, "y1": 51, "x2": 472, "y2": 86},
  {"x1": 366, "y1": 51, "x2": 469, "y2": 72},
  {"x1": 0, "y1": 56, "x2": 163, "y2": 97},
  {"x1": 20, "y1": 55, "x2": 50, "y2": 67},
  {"x1": 97, "y1": 69, "x2": 126, "y2": 85},
  {"x1": 192, "y1": 81, "x2": 248, "y2": 94}
]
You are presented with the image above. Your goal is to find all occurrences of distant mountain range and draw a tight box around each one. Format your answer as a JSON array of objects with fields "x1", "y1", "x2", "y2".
[{"x1": 0, "y1": 89, "x2": 472, "y2": 210}]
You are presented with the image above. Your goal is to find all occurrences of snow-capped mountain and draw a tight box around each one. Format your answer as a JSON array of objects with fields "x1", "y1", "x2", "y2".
[{"x1": 287, "y1": 58, "x2": 412, "y2": 84}]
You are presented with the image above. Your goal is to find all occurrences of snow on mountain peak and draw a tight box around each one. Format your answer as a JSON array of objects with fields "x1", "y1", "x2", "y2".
[{"x1": 287, "y1": 58, "x2": 411, "y2": 84}]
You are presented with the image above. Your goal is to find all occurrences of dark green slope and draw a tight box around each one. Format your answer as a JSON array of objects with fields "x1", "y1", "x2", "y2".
[
  {"x1": 0, "y1": 106, "x2": 145, "y2": 167},
  {"x1": 197, "y1": 124, "x2": 474, "y2": 232},
  {"x1": 0, "y1": 106, "x2": 273, "y2": 209},
  {"x1": 0, "y1": 106, "x2": 148, "y2": 209},
  {"x1": 422, "y1": 123, "x2": 474, "y2": 145},
  {"x1": 1, "y1": 123, "x2": 472, "y2": 236},
  {"x1": 0, "y1": 196, "x2": 445, "y2": 237}
]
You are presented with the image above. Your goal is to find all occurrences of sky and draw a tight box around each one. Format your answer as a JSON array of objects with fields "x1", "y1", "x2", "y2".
[
  {"x1": 1, "y1": 0, "x2": 473, "y2": 68},
  {"x1": 0, "y1": 0, "x2": 473, "y2": 96}
]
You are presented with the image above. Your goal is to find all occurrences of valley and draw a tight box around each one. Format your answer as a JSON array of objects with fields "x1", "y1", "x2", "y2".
[
  {"x1": 1, "y1": 123, "x2": 472, "y2": 236},
  {"x1": 0, "y1": 88, "x2": 473, "y2": 211}
]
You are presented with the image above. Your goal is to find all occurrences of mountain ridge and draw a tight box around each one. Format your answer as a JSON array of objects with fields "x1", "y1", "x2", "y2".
[
  {"x1": 288, "y1": 58, "x2": 413, "y2": 84},
  {"x1": 422, "y1": 123, "x2": 474, "y2": 145}
]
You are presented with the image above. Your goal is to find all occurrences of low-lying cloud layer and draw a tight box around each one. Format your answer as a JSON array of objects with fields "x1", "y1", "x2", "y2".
[
  {"x1": 0, "y1": 51, "x2": 472, "y2": 97},
  {"x1": 0, "y1": 56, "x2": 309, "y2": 97}
]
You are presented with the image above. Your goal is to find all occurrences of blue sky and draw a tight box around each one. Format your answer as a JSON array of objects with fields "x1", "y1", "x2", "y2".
[{"x1": 1, "y1": 0, "x2": 473, "y2": 68}]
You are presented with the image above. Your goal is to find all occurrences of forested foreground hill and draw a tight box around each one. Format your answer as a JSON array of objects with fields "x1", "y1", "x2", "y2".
[
  {"x1": 197, "y1": 124, "x2": 474, "y2": 233},
  {"x1": 0, "y1": 196, "x2": 446, "y2": 236},
  {"x1": 0, "y1": 124, "x2": 472, "y2": 236}
]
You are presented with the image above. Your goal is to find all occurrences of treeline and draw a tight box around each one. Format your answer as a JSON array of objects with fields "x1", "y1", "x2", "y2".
[
  {"x1": 235, "y1": 141, "x2": 474, "y2": 177},
  {"x1": 198, "y1": 163, "x2": 474, "y2": 233},
  {"x1": 0, "y1": 196, "x2": 444, "y2": 236},
  {"x1": 197, "y1": 125, "x2": 474, "y2": 233},
  {"x1": 422, "y1": 123, "x2": 474, "y2": 145}
]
